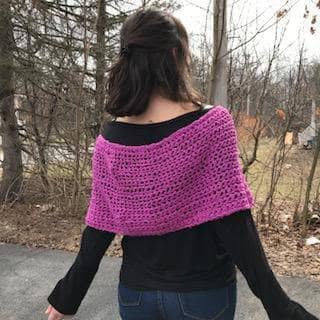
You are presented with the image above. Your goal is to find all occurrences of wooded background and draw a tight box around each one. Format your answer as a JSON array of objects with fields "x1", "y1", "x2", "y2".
[{"x1": 0, "y1": 0, "x2": 320, "y2": 239}]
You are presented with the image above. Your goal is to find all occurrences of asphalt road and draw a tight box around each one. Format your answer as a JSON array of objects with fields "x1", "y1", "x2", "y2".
[{"x1": 0, "y1": 242, "x2": 319, "y2": 320}]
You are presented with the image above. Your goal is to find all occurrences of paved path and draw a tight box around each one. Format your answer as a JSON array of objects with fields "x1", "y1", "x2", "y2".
[{"x1": 0, "y1": 242, "x2": 319, "y2": 320}]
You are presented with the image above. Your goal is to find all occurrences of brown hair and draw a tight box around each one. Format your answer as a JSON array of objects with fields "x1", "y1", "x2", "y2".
[{"x1": 105, "y1": 8, "x2": 205, "y2": 117}]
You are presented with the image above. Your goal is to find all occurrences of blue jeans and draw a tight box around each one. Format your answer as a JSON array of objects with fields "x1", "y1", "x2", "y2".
[{"x1": 117, "y1": 280, "x2": 237, "y2": 320}]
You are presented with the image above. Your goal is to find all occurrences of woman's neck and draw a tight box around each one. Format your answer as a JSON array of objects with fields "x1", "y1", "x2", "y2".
[{"x1": 115, "y1": 96, "x2": 201, "y2": 124}]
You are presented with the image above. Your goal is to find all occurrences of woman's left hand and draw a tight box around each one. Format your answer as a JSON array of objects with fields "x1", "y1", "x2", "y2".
[{"x1": 45, "y1": 304, "x2": 74, "y2": 320}]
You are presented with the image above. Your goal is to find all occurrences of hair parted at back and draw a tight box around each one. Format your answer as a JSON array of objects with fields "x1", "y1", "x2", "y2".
[{"x1": 105, "y1": 7, "x2": 205, "y2": 117}]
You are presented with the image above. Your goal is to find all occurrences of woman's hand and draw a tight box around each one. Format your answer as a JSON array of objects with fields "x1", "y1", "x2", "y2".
[{"x1": 44, "y1": 305, "x2": 74, "y2": 320}]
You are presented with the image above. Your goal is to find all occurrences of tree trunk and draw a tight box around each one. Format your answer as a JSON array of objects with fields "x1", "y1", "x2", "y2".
[
  {"x1": 0, "y1": 0, "x2": 23, "y2": 202},
  {"x1": 207, "y1": 0, "x2": 228, "y2": 107},
  {"x1": 301, "y1": 123, "x2": 320, "y2": 237},
  {"x1": 95, "y1": 0, "x2": 106, "y2": 135}
]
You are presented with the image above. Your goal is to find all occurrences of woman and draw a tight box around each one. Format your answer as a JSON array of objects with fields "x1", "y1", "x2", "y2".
[{"x1": 45, "y1": 8, "x2": 318, "y2": 320}]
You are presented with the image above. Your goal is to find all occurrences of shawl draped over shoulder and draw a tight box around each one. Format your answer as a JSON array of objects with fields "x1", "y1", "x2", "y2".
[{"x1": 84, "y1": 105, "x2": 255, "y2": 236}]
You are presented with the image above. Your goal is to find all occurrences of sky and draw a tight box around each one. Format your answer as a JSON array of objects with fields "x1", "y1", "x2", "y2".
[{"x1": 174, "y1": 0, "x2": 320, "y2": 64}]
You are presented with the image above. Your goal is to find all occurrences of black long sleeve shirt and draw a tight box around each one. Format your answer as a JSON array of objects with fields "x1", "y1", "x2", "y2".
[{"x1": 47, "y1": 106, "x2": 318, "y2": 320}]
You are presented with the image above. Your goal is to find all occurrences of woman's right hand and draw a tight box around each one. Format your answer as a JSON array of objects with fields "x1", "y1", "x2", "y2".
[{"x1": 210, "y1": 210, "x2": 319, "y2": 320}]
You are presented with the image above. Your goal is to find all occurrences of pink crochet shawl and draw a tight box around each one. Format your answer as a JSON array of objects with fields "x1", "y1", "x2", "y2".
[{"x1": 84, "y1": 105, "x2": 255, "y2": 236}]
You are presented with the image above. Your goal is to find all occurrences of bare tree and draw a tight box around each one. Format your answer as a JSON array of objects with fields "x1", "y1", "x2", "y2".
[
  {"x1": 207, "y1": 0, "x2": 228, "y2": 106},
  {"x1": 95, "y1": 0, "x2": 107, "y2": 135},
  {"x1": 0, "y1": 0, "x2": 23, "y2": 202}
]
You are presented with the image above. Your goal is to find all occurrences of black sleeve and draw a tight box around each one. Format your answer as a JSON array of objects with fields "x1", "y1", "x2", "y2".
[
  {"x1": 210, "y1": 209, "x2": 319, "y2": 320},
  {"x1": 47, "y1": 226, "x2": 116, "y2": 315}
]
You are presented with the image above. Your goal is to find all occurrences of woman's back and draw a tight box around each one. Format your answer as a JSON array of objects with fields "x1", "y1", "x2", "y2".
[{"x1": 104, "y1": 106, "x2": 236, "y2": 291}]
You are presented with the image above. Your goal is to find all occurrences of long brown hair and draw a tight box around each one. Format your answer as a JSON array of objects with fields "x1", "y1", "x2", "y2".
[{"x1": 105, "y1": 8, "x2": 205, "y2": 117}]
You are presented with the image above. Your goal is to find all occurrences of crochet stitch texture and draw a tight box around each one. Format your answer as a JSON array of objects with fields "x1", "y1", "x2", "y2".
[{"x1": 84, "y1": 105, "x2": 255, "y2": 236}]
